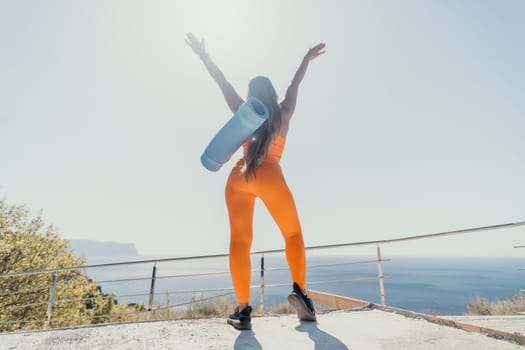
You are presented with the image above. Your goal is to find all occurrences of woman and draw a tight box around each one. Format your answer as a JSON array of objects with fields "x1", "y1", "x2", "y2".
[{"x1": 185, "y1": 33, "x2": 325, "y2": 330}]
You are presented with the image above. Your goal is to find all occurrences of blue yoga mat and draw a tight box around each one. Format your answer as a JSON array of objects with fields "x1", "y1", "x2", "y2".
[{"x1": 201, "y1": 97, "x2": 269, "y2": 171}]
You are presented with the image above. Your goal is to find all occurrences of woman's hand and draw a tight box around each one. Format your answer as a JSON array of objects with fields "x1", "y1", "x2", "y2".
[
  {"x1": 185, "y1": 32, "x2": 243, "y2": 113},
  {"x1": 185, "y1": 32, "x2": 206, "y2": 57},
  {"x1": 304, "y1": 43, "x2": 326, "y2": 62},
  {"x1": 281, "y1": 42, "x2": 326, "y2": 119}
]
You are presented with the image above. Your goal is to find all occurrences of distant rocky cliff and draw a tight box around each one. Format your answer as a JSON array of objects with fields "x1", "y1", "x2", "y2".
[{"x1": 68, "y1": 239, "x2": 139, "y2": 257}]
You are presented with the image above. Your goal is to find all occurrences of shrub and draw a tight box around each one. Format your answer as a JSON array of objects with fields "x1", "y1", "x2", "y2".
[
  {"x1": 467, "y1": 294, "x2": 525, "y2": 315},
  {"x1": 0, "y1": 199, "x2": 127, "y2": 331}
]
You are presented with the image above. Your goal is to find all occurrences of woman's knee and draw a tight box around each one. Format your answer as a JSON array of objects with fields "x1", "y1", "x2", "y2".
[
  {"x1": 229, "y1": 234, "x2": 253, "y2": 250},
  {"x1": 284, "y1": 231, "x2": 304, "y2": 242}
]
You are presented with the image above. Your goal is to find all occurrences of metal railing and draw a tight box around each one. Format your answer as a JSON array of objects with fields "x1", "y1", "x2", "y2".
[{"x1": 1, "y1": 220, "x2": 524, "y2": 332}]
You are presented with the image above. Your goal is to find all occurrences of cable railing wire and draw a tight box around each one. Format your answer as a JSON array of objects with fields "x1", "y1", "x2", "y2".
[
  {"x1": 51, "y1": 259, "x2": 384, "y2": 291},
  {"x1": 0, "y1": 285, "x2": 49, "y2": 297},
  {"x1": 0, "y1": 302, "x2": 48, "y2": 312},
  {"x1": 1, "y1": 220, "x2": 523, "y2": 333},
  {"x1": 2, "y1": 220, "x2": 522, "y2": 279}
]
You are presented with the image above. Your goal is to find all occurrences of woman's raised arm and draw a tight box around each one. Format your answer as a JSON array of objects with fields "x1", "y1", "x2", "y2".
[
  {"x1": 280, "y1": 43, "x2": 326, "y2": 119},
  {"x1": 185, "y1": 33, "x2": 244, "y2": 113}
]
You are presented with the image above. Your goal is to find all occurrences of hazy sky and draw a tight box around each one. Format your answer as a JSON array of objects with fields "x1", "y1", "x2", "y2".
[{"x1": 1, "y1": 1, "x2": 524, "y2": 257}]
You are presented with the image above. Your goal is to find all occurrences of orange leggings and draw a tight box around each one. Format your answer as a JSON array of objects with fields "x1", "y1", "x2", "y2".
[{"x1": 225, "y1": 160, "x2": 306, "y2": 304}]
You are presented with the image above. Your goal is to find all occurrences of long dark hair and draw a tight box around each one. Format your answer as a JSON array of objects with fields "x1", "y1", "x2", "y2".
[{"x1": 243, "y1": 76, "x2": 282, "y2": 180}]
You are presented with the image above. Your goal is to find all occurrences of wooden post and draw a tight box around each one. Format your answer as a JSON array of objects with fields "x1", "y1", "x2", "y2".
[
  {"x1": 44, "y1": 272, "x2": 59, "y2": 330},
  {"x1": 376, "y1": 245, "x2": 386, "y2": 305}
]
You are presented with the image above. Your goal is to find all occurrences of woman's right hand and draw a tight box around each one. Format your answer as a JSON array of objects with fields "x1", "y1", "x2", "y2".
[{"x1": 185, "y1": 32, "x2": 206, "y2": 57}]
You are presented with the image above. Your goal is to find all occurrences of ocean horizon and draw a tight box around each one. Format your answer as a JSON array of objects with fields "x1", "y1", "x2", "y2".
[{"x1": 83, "y1": 255, "x2": 524, "y2": 316}]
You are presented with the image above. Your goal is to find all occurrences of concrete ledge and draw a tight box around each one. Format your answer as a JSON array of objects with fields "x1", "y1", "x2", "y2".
[
  {"x1": 442, "y1": 315, "x2": 525, "y2": 337},
  {"x1": 308, "y1": 290, "x2": 371, "y2": 310},
  {"x1": 373, "y1": 304, "x2": 525, "y2": 346},
  {"x1": 308, "y1": 290, "x2": 525, "y2": 347}
]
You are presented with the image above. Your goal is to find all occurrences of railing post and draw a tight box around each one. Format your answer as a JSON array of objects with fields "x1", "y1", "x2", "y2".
[
  {"x1": 44, "y1": 272, "x2": 59, "y2": 330},
  {"x1": 259, "y1": 254, "x2": 265, "y2": 314},
  {"x1": 147, "y1": 263, "x2": 157, "y2": 320},
  {"x1": 376, "y1": 245, "x2": 386, "y2": 305}
]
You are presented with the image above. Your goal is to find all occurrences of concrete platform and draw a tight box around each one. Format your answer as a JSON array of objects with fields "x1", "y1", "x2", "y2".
[
  {"x1": 442, "y1": 315, "x2": 525, "y2": 336},
  {"x1": 1, "y1": 309, "x2": 523, "y2": 350}
]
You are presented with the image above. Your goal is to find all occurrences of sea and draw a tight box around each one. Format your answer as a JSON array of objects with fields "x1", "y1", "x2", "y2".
[{"x1": 83, "y1": 255, "x2": 524, "y2": 316}]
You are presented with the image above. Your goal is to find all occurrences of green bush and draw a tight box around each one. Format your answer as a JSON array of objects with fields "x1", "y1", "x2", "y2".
[
  {"x1": 467, "y1": 294, "x2": 525, "y2": 315},
  {"x1": 0, "y1": 199, "x2": 115, "y2": 331}
]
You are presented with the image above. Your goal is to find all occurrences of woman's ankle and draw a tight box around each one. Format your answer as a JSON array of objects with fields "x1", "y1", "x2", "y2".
[
  {"x1": 293, "y1": 282, "x2": 306, "y2": 294},
  {"x1": 239, "y1": 302, "x2": 250, "y2": 312}
]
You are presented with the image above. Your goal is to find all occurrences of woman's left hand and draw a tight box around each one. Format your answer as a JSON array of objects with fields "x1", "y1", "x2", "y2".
[{"x1": 304, "y1": 43, "x2": 326, "y2": 62}]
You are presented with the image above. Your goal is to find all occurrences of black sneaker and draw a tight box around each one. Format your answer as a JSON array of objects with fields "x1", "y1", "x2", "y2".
[
  {"x1": 288, "y1": 282, "x2": 316, "y2": 321},
  {"x1": 227, "y1": 305, "x2": 252, "y2": 330}
]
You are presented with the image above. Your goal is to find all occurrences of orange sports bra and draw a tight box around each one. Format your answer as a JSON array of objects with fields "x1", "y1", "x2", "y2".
[{"x1": 242, "y1": 134, "x2": 286, "y2": 162}]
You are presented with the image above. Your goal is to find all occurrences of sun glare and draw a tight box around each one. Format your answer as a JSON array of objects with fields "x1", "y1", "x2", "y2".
[{"x1": 183, "y1": 0, "x2": 251, "y2": 41}]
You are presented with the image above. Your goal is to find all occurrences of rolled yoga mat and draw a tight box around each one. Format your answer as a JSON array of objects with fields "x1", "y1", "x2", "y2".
[{"x1": 201, "y1": 96, "x2": 269, "y2": 171}]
